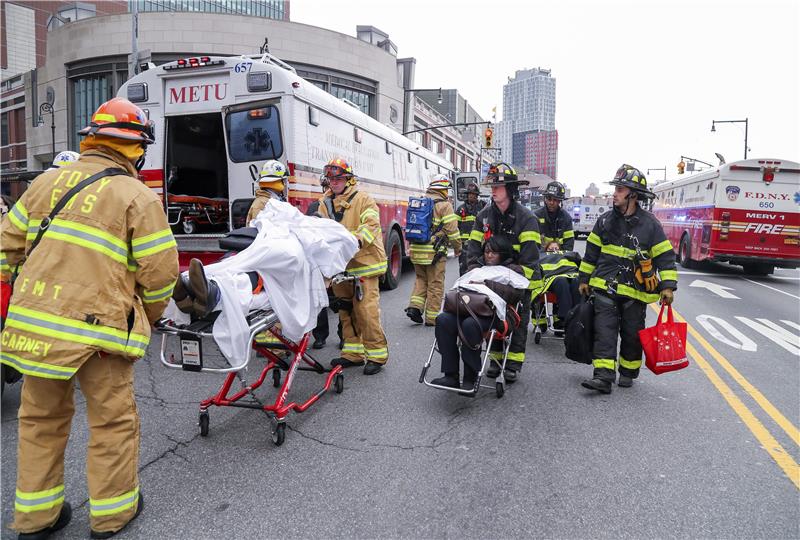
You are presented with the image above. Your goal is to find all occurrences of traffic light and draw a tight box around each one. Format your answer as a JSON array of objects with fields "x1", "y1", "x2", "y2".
[
  {"x1": 677, "y1": 160, "x2": 686, "y2": 174},
  {"x1": 484, "y1": 127, "x2": 493, "y2": 148}
]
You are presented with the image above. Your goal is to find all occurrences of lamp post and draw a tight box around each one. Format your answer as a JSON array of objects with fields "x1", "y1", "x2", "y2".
[
  {"x1": 38, "y1": 102, "x2": 56, "y2": 162},
  {"x1": 402, "y1": 87, "x2": 443, "y2": 135},
  {"x1": 711, "y1": 118, "x2": 749, "y2": 159},
  {"x1": 647, "y1": 167, "x2": 667, "y2": 183}
]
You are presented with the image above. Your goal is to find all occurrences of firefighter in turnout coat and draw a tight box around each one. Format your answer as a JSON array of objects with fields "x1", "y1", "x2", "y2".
[
  {"x1": 405, "y1": 175, "x2": 462, "y2": 326},
  {"x1": 455, "y1": 182, "x2": 485, "y2": 275},
  {"x1": 316, "y1": 158, "x2": 389, "y2": 375},
  {"x1": 578, "y1": 164, "x2": 678, "y2": 394},
  {"x1": 246, "y1": 160, "x2": 288, "y2": 223},
  {"x1": 0, "y1": 97, "x2": 179, "y2": 538},
  {"x1": 465, "y1": 163, "x2": 542, "y2": 383},
  {"x1": 533, "y1": 181, "x2": 575, "y2": 250}
]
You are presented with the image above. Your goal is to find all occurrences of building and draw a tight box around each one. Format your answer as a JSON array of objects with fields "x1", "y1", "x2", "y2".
[
  {"x1": 585, "y1": 182, "x2": 600, "y2": 197},
  {"x1": 511, "y1": 129, "x2": 558, "y2": 180}
]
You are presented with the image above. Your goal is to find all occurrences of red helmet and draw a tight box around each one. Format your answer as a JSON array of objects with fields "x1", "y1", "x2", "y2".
[
  {"x1": 78, "y1": 97, "x2": 155, "y2": 144},
  {"x1": 322, "y1": 158, "x2": 355, "y2": 186}
]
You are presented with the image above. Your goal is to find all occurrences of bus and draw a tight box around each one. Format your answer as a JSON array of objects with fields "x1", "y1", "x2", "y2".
[
  {"x1": 652, "y1": 158, "x2": 800, "y2": 275},
  {"x1": 118, "y1": 52, "x2": 455, "y2": 289},
  {"x1": 566, "y1": 196, "x2": 613, "y2": 237}
]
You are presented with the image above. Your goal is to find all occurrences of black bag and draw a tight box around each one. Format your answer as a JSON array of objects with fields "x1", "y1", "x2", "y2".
[
  {"x1": 218, "y1": 226, "x2": 258, "y2": 251},
  {"x1": 564, "y1": 296, "x2": 594, "y2": 364}
]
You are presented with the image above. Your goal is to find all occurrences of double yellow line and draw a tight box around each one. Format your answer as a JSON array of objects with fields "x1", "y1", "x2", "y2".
[{"x1": 650, "y1": 305, "x2": 800, "y2": 489}]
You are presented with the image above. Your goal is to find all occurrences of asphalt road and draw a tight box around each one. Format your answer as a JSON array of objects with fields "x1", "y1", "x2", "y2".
[{"x1": 2, "y1": 241, "x2": 799, "y2": 539}]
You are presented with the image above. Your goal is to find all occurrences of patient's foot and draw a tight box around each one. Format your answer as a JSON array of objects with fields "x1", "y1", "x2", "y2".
[
  {"x1": 172, "y1": 273, "x2": 195, "y2": 313},
  {"x1": 189, "y1": 258, "x2": 220, "y2": 317}
]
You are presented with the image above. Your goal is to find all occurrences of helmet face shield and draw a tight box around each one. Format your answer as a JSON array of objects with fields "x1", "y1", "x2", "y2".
[{"x1": 323, "y1": 165, "x2": 349, "y2": 180}]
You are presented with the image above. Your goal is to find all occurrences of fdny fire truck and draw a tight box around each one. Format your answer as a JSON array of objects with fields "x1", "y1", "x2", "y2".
[
  {"x1": 652, "y1": 158, "x2": 800, "y2": 275},
  {"x1": 118, "y1": 53, "x2": 454, "y2": 289}
]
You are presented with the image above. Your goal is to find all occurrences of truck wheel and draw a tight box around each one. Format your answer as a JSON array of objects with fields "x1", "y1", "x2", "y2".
[
  {"x1": 679, "y1": 235, "x2": 695, "y2": 269},
  {"x1": 742, "y1": 263, "x2": 773, "y2": 276},
  {"x1": 380, "y1": 229, "x2": 402, "y2": 291}
]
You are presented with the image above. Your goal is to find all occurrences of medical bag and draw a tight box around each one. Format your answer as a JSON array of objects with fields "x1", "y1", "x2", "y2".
[
  {"x1": 404, "y1": 196, "x2": 435, "y2": 243},
  {"x1": 564, "y1": 296, "x2": 594, "y2": 364}
]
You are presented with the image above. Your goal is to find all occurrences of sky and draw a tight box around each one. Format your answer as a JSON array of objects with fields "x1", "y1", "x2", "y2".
[{"x1": 291, "y1": 0, "x2": 799, "y2": 195}]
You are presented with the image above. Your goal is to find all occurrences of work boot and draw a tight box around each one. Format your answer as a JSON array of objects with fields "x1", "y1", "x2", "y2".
[
  {"x1": 90, "y1": 494, "x2": 143, "y2": 539},
  {"x1": 188, "y1": 259, "x2": 220, "y2": 318},
  {"x1": 405, "y1": 307, "x2": 423, "y2": 324},
  {"x1": 363, "y1": 361, "x2": 383, "y2": 375},
  {"x1": 431, "y1": 374, "x2": 459, "y2": 388},
  {"x1": 617, "y1": 375, "x2": 633, "y2": 388},
  {"x1": 581, "y1": 377, "x2": 613, "y2": 394},
  {"x1": 504, "y1": 369, "x2": 518, "y2": 383},
  {"x1": 18, "y1": 502, "x2": 72, "y2": 540},
  {"x1": 171, "y1": 274, "x2": 195, "y2": 313},
  {"x1": 486, "y1": 362, "x2": 501, "y2": 378},
  {"x1": 330, "y1": 357, "x2": 365, "y2": 368},
  {"x1": 312, "y1": 339, "x2": 326, "y2": 350}
]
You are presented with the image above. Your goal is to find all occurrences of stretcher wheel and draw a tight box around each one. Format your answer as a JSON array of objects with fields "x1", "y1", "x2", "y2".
[
  {"x1": 199, "y1": 411, "x2": 209, "y2": 437},
  {"x1": 272, "y1": 368, "x2": 281, "y2": 388},
  {"x1": 495, "y1": 382, "x2": 505, "y2": 398},
  {"x1": 334, "y1": 373, "x2": 344, "y2": 394},
  {"x1": 534, "y1": 332, "x2": 542, "y2": 344},
  {"x1": 272, "y1": 423, "x2": 286, "y2": 446}
]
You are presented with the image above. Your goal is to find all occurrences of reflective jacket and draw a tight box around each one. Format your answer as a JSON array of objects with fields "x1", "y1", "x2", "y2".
[
  {"x1": 317, "y1": 184, "x2": 387, "y2": 278},
  {"x1": 455, "y1": 200, "x2": 486, "y2": 242},
  {"x1": 0, "y1": 148, "x2": 179, "y2": 379},
  {"x1": 533, "y1": 206, "x2": 575, "y2": 250},
  {"x1": 578, "y1": 206, "x2": 678, "y2": 303},
  {"x1": 247, "y1": 188, "x2": 278, "y2": 223},
  {"x1": 466, "y1": 201, "x2": 542, "y2": 289},
  {"x1": 534, "y1": 251, "x2": 580, "y2": 296},
  {"x1": 409, "y1": 190, "x2": 461, "y2": 265}
]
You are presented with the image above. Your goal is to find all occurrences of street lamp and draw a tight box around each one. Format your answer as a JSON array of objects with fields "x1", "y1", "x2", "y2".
[
  {"x1": 711, "y1": 118, "x2": 749, "y2": 159},
  {"x1": 402, "y1": 87, "x2": 443, "y2": 135},
  {"x1": 647, "y1": 167, "x2": 667, "y2": 183},
  {"x1": 38, "y1": 102, "x2": 56, "y2": 163}
]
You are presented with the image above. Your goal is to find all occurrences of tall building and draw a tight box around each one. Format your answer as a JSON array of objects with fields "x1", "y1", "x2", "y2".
[{"x1": 498, "y1": 67, "x2": 558, "y2": 179}]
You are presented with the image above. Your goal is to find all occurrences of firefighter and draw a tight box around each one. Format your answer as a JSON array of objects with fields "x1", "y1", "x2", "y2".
[
  {"x1": 316, "y1": 158, "x2": 388, "y2": 375},
  {"x1": 465, "y1": 162, "x2": 542, "y2": 382},
  {"x1": 405, "y1": 174, "x2": 462, "y2": 326},
  {"x1": 455, "y1": 182, "x2": 485, "y2": 275},
  {"x1": 0, "y1": 97, "x2": 179, "y2": 538},
  {"x1": 534, "y1": 180, "x2": 574, "y2": 250},
  {"x1": 246, "y1": 159, "x2": 288, "y2": 223},
  {"x1": 578, "y1": 164, "x2": 678, "y2": 394},
  {"x1": 48, "y1": 150, "x2": 80, "y2": 170}
]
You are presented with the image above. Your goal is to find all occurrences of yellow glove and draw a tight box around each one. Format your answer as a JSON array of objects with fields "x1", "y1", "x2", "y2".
[
  {"x1": 634, "y1": 257, "x2": 659, "y2": 292},
  {"x1": 660, "y1": 288, "x2": 674, "y2": 305},
  {"x1": 578, "y1": 283, "x2": 591, "y2": 297}
]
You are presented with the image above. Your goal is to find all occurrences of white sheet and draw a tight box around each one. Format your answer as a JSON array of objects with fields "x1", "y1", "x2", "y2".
[{"x1": 451, "y1": 266, "x2": 530, "y2": 319}]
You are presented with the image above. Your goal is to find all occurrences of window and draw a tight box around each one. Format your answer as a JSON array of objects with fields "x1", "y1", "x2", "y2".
[
  {"x1": 225, "y1": 105, "x2": 283, "y2": 162},
  {"x1": 72, "y1": 74, "x2": 113, "y2": 151},
  {"x1": 331, "y1": 84, "x2": 371, "y2": 116}
]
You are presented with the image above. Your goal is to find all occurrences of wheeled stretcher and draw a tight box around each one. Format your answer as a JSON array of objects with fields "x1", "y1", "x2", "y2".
[{"x1": 156, "y1": 301, "x2": 345, "y2": 447}]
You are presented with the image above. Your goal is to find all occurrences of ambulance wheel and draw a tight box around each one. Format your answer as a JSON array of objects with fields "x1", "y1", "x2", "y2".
[
  {"x1": 534, "y1": 332, "x2": 542, "y2": 344},
  {"x1": 272, "y1": 368, "x2": 281, "y2": 388},
  {"x1": 272, "y1": 423, "x2": 286, "y2": 446},
  {"x1": 678, "y1": 235, "x2": 695, "y2": 269},
  {"x1": 199, "y1": 411, "x2": 209, "y2": 437},
  {"x1": 334, "y1": 373, "x2": 344, "y2": 394},
  {"x1": 182, "y1": 220, "x2": 197, "y2": 235},
  {"x1": 495, "y1": 382, "x2": 505, "y2": 398},
  {"x1": 381, "y1": 229, "x2": 402, "y2": 291}
]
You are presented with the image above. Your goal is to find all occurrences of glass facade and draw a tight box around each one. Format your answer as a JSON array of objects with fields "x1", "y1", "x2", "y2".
[
  {"x1": 72, "y1": 75, "x2": 113, "y2": 149},
  {"x1": 130, "y1": 0, "x2": 288, "y2": 20},
  {"x1": 296, "y1": 68, "x2": 375, "y2": 118}
]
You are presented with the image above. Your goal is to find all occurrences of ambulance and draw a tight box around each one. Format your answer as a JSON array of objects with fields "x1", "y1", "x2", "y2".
[
  {"x1": 566, "y1": 195, "x2": 613, "y2": 237},
  {"x1": 652, "y1": 158, "x2": 800, "y2": 275},
  {"x1": 118, "y1": 53, "x2": 454, "y2": 289}
]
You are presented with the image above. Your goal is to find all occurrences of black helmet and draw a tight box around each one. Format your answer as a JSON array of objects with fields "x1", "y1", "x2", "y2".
[
  {"x1": 543, "y1": 181, "x2": 566, "y2": 200},
  {"x1": 483, "y1": 162, "x2": 529, "y2": 186},
  {"x1": 609, "y1": 164, "x2": 654, "y2": 198},
  {"x1": 465, "y1": 183, "x2": 480, "y2": 195}
]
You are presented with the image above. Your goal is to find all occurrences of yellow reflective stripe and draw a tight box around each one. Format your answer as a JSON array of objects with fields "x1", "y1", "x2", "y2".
[
  {"x1": 360, "y1": 208, "x2": 379, "y2": 222},
  {"x1": 28, "y1": 218, "x2": 130, "y2": 265},
  {"x1": 660, "y1": 269, "x2": 678, "y2": 281},
  {"x1": 365, "y1": 347, "x2": 388, "y2": 359},
  {"x1": 8, "y1": 202, "x2": 28, "y2": 231},
  {"x1": 440, "y1": 213, "x2": 458, "y2": 224},
  {"x1": 651, "y1": 239, "x2": 674, "y2": 257},
  {"x1": 619, "y1": 357, "x2": 642, "y2": 370},
  {"x1": 579, "y1": 261, "x2": 596, "y2": 274},
  {"x1": 0, "y1": 253, "x2": 9, "y2": 272},
  {"x1": 15, "y1": 485, "x2": 65, "y2": 513},
  {"x1": 342, "y1": 342, "x2": 365, "y2": 354},
  {"x1": 513, "y1": 244, "x2": 521, "y2": 252},
  {"x1": 90, "y1": 486, "x2": 139, "y2": 517},
  {"x1": 593, "y1": 358, "x2": 616, "y2": 370},
  {"x1": 461, "y1": 215, "x2": 476, "y2": 222},
  {"x1": 562, "y1": 229, "x2": 575, "y2": 239},
  {"x1": 142, "y1": 280, "x2": 176, "y2": 304},
  {"x1": 447, "y1": 231, "x2": 460, "y2": 239},
  {"x1": 601, "y1": 244, "x2": 635, "y2": 258},
  {"x1": 1, "y1": 351, "x2": 77, "y2": 380},
  {"x1": 356, "y1": 225, "x2": 375, "y2": 244},
  {"x1": 348, "y1": 260, "x2": 388, "y2": 277},
  {"x1": 587, "y1": 232, "x2": 602, "y2": 247},
  {"x1": 506, "y1": 351, "x2": 525, "y2": 362},
  {"x1": 588, "y1": 277, "x2": 660, "y2": 303},
  {"x1": 469, "y1": 230, "x2": 484, "y2": 242},
  {"x1": 541, "y1": 259, "x2": 578, "y2": 272},
  {"x1": 93, "y1": 113, "x2": 117, "y2": 122},
  {"x1": 131, "y1": 228, "x2": 176, "y2": 259},
  {"x1": 459, "y1": 233, "x2": 470, "y2": 240},
  {"x1": 519, "y1": 230, "x2": 540, "y2": 243},
  {"x1": 538, "y1": 217, "x2": 545, "y2": 223},
  {"x1": 409, "y1": 244, "x2": 435, "y2": 252},
  {"x1": 522, "y1": 265, "x2": 534, "y2": 279}
]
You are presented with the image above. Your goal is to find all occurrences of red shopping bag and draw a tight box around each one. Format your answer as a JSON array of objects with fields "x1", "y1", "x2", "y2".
[
  {"x1": 639, "y1": 304, "x2": 688, "y2": 375},
  {"x1": 0, "y1": 280, "x2": 11, "y2": 324}
]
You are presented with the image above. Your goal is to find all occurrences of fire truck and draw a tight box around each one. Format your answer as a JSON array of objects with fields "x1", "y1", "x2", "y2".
[
  {"x1": 652, "y1": 158, "x2": 800, "y2": 275},
  {"x1": 118, "y1": 53, "x2": 454, "y2": 289}
]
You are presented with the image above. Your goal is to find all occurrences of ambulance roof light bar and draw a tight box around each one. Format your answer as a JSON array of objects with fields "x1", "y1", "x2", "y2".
[{"x1": 163, "y1": 56, "x2": 225, "y2": 71}]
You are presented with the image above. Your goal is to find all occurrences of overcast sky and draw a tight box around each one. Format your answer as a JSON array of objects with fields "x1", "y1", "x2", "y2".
[{"x1": 292, "y1": 0, "x2": 799, "y2": 195}]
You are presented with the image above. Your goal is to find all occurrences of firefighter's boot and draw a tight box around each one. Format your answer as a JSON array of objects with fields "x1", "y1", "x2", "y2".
[
  {"x1": 405, "y1": 307, "x2": 423, "y2": 324},
  {"x1": 17, "y1": 503, "x2": 72, "y2": 540},
  {"x1": 581, "y1": 377, "x2": 613, "y2": 394},
  {"x1": 617, "y1": 375, "x2": 633, "y2": 388},
  {"x1": 90, "y1": 494, "x2": 143, "y2": 539}
]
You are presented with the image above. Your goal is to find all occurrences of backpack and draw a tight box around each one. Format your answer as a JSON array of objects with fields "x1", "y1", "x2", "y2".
[
  {"x1": 405, "y1": 196, "x2": 436, "y2": 243},
  {"x1": 564, "y1": 296, "x2": 594, "y2": 364}
]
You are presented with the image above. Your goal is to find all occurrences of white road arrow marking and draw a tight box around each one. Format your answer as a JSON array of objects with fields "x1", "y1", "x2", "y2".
[
  {"x1": 689, "y1": 279, "x2": 740, "y2": 299},
  {"x1": 696, "y1": 314, "x2": 757, "y2": 352}
]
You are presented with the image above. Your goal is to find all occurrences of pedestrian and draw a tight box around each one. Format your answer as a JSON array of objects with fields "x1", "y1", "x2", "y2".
[
  {"x1": 533, "y1": 181, "x2": 575, "y2": 250},
  {"x1": 405, "y1": 174, "x2": 462, "y2": 326},
  {"x1": 455, "y1": 182, "x2": 485, "y2": 275},
  {"x1": 316, "y1": 158, "x2": 388, "y2": 375},
  {"x1": 465, "y1": 162, "x2": 542, "y2": 382},
  {"x1": 0, "y1": 97, "x2": 179, "y2": 538},
  {"x1": 578, "y1": 164, "x2": 678, "y2": 394}
]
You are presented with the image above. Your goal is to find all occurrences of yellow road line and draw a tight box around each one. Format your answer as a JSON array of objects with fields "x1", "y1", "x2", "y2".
[{"x1": 668, "y1": 306, "x2": 800, "y2": 448}]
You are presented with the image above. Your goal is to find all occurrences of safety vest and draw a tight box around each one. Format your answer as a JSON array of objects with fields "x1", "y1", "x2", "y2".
[{"x1": 409, "y1": 190, "x2": 461, "y2": 265}]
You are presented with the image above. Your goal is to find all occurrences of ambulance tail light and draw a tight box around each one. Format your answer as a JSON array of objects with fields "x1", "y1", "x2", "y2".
[
  {"x1": 720, "y1": 212, "x2": 731, "y2": 240},
  {"x1": 762, "y1": 167, "x2": 775, "y2": 184},
  {"x1": 163, "y1": 56, "x2": 224, "y2": 71},
  {"x1": 287, "y1": 162, "x2": 296, "y2": 176}
]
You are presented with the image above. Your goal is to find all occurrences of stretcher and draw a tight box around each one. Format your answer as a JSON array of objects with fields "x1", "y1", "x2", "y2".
[
  {"x1": 166, "y1": 194, "x2": 229, "y2": 234},
  {"x1": 155, "y1": 275, "x2": 356, "y2": 446},
  {"x1": 531, "y1": 272, "x2": 578, "y2": 344}
]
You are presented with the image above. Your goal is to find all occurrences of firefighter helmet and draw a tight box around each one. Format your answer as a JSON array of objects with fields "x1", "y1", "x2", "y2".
[
  {"x1": 465, "y1": 183, "x2": 480, "y2": 195},
  {"x1": 258, "y1": 160, "x2": 288, "y2": 191},
  {"x1": 482, "y1": 162, "x2": 529, "y2": 186},
  {"x1": 609, "y1": 164, "x2": 654, "y2": 198},
  {"x1": 428, "y1": 174, "x2": 451, "y2": 191},
  {"x1": 543, "y1": 181, "x2": 566, "y2": 200},
  {"x1": 322, "y1": 157, "x2": 356, "y2": 187},
  {"x1": 49, "y1": 150, "x2": 79, "y2": 170},
  {"x1": 78, "y1": 97, "x2": 155, "y2": 144}
]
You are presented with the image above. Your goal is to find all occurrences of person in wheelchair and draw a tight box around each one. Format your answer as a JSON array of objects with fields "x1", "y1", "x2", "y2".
[
  {"x1": 431, "y1": 235, "x2": 527, "y2": 389},
  {"x1": 536, "y1": 240, "x2": 581, "y2": 332}
]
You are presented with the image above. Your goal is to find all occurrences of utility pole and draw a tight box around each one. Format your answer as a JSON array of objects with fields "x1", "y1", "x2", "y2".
[{"x1": 129, "y1": 1, "x2": 139, "y2": 79}]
